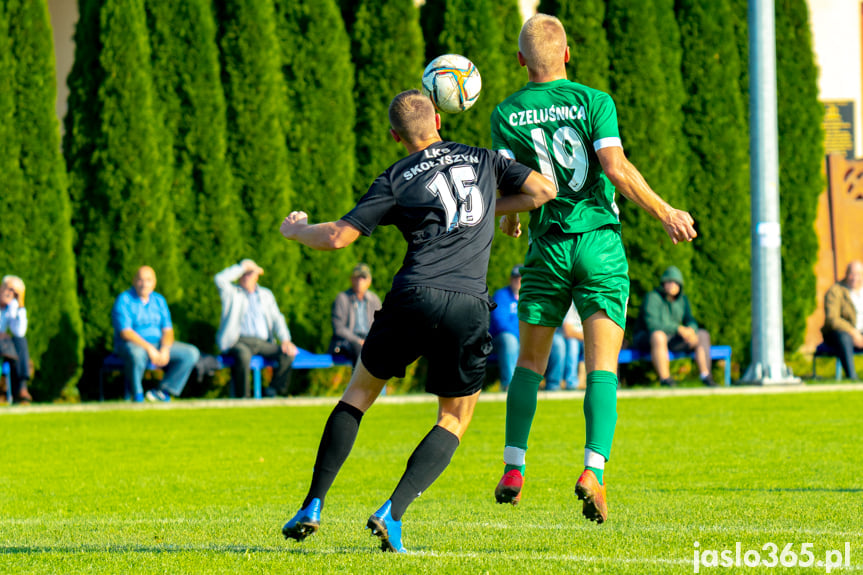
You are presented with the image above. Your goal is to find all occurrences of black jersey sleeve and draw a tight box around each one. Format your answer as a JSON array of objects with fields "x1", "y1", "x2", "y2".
[
  {"x1": 341, "y1": 172, "x2": 396, "y2": 236},
  {"x1": 491, "y1": 152, "x2": 532, "y2": 197}
]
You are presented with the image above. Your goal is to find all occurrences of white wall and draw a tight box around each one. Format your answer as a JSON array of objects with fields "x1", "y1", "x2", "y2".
[
  {"x1": 49, "y1": 0, "x2": 77, "y2": 136},
  {"x1": 807, "y1": 0, "x2": 862, "y2": 157}
]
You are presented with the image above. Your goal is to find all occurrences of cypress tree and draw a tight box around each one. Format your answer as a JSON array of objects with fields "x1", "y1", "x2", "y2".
[
  {"x1": 0, "y1": 6, "x2": 24, "y2": 275},
  {"x1": 4, "y1": 0, "x2": 84, "y2": 400},
  {"x1": 274, "y1": 0, "x2": 356, "y2": 350},
  {"x1": 774, "y1": 0, "x2": 823, "y2": 350},
  {"x1": 538, "y1": 0, "x2": 610, "y2": 92},
  {"x1": 349, "y1": 0, "x2": 424, "y2": 293},
  {"x1": 214, "y1": 0, "x2": 298, "y2": 335},
  {"x1": 676, "y1": 0, "x2": 751, "y2": 357},
  {"x1": 144, "y1": 0, "x2": 240, "y2": 352},
  {"x1": 430, "y1": 0, "x2": 508, "y2": 149},
  {"x1": 421, "y1": 0, "x2": 529, "y2": 289},
  {"x1": 495, "y1": 0, "x2": 526, "y2": 94},
  {"x1": 606, "y1": 0, "x2": 691, "y2": 319},
  {"x1": 64, "y1": 0, "x2": 179, "y2": 356}
]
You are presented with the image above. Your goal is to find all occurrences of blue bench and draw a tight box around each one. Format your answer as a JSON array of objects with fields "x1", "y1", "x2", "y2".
[
  {"x1": 811, "y1": 342, "x2": 863, "y2": 380},
  {"x1": 618, "y1": 345, "x2": 732, "y2": 386},
  {"x1": 2, "y1": 361, "x2": 10, "y2": 404},
  {"x1": 99, "y1": 348, "x2": 352, "y2": 400},
  {"x1": 489, "y1": 345, "x2": 732, "y2": 386}
]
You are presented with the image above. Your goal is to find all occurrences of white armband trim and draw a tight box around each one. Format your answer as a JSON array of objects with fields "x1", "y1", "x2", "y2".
[
  {"x1": 593, "y1": 137, "x2": 622, "y2": 151},
  {"x1": 496, "y1": 149, "x2": 515, "y2": 160}
]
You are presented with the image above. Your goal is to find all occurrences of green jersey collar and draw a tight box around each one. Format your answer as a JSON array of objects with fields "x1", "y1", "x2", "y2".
[{"x1": 524, "y1": 79, "x2": 569, "y2": 91}]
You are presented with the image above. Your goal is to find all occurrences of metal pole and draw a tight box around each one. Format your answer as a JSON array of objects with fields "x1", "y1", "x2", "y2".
[{"x1": 741, "y1": 0, "x2": 800, "y2": 384}]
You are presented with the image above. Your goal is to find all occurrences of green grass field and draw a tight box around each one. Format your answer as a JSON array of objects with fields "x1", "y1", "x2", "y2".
[{"x1": 2, "y1": 387, "x2": 861, "y2": 574}]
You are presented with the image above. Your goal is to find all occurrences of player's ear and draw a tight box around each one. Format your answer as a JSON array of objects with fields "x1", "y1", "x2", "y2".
[
  {"x1": 390, "y1": 128, "x2": 401, "y2": 143},
  {"x1": 517, "y1": 51, "x2": 526, "y2": 68},
  {"x1": 434, "y1": 114, "x2": 441, "y2": 131},
  {"x1": 563, "y1": 45, "x2": 570, "y2": 64}
]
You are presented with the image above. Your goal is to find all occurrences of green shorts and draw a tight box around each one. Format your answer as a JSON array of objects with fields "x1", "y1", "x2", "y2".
[{"x1": 517, "y1": 225, "x2": 629, "y2": 329}]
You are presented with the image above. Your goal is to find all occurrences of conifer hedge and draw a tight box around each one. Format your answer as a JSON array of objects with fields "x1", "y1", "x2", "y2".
[
  {"x1": 4, "y1": 0, "x2": 84, "y2": 399},
  {"x1": 144, "y1": 0, "x2": 241, "y2": 352},
  {"x1": 421, "y1": 0, "x2": 530, "y2": 290},
  {"x1": 774, "y1": 0, "x2": 823, "y2": 351},
  {"x1": 274, "y1": 0, "x2": 357, "y2": 350},
  {"x1": 64, "y1": 0, "x2": 179, "y2": 360},
  {"x1": 606, "y1": 0, "x2": 692, "y2": 320},
  {"x1": 347, "y1": 0, "x2": 423, "y2": 293},
  {"x1": 677, "y1": 0, "x2": 752, "y2": 358},
  {"x1": 43, "y1": 0, "x2": 827, "y2": 398},
  {"x1": 214, "y1": 0, "x2": 298, "y2": 340},
  {"x1": 537, "y1": 0, "x2": 610, "y2": 92}
]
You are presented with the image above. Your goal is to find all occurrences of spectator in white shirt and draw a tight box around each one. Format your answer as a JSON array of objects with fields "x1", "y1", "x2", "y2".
[{"x1": 0, "y1": 275, "x2": 31, "y2": 403}]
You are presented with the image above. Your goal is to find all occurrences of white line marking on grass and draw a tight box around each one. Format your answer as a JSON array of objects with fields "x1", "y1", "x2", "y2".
[{"x1": 3, "y1": 383, "x2": 863, "y2": 416}]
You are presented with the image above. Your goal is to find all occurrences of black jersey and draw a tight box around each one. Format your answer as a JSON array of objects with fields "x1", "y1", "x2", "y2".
[{"x1": 342, "y1": 141, "x2": 532, "y2": 298}]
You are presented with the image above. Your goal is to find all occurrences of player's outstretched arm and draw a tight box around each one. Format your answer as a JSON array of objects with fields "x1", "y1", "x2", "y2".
[
  {"x1": 495, "y1": 171, "x2": 557, "y2": 216},
  {"x1": 279, "y1": 211, "x2": 362, "y2": 251},
  {"x1": 495, "y1": 171, "x2": 556, "y2": 238},
  {"x1": 597, "y1": 147, "x2": 697, "y2": 245}
]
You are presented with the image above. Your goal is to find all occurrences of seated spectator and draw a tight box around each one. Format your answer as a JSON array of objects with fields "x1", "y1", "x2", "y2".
[
  {"x1": 112, "y1": 266, "x2": 200, "y2": 402},
  {"x1": 490, "y1": 265, "x2": 564, "y2": 391},
  {"x1": 822, "y1": 260, "x2": 863, "y2": 380},
  {"x1": 215, "y1": 259, "x2": 297, "y2": 397},
  {"x1": 633, "y1": 266, "x2": 716, "y2": 387},
  {"x1": 559, "y1": 303, "x2": 584, "y2": 390},
  {"x1": 328, "y1": 263, "x2": 382, "y2": 366},
  {"x1": 0, "y1": 275, "x2": 32, "y2": 403}
]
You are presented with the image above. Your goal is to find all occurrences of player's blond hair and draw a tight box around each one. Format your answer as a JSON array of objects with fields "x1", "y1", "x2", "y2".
[
  {"x1": 388, "y1": 90, "x2": 436, "y2": 143},
  {"x1": 518, "y1": 13, "x2": 567, "y2": 75}
]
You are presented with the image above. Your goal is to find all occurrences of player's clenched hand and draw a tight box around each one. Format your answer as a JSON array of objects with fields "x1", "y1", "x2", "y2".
[
  {"x1": 499, "y1": 214, "x2": 521, "y2": 238},
  {"x1": 280, "y1": 211, "x2": 309, "y2": 240},
  {"x1": 662, "y1": 209, "x2": 697, "y2": 245}
]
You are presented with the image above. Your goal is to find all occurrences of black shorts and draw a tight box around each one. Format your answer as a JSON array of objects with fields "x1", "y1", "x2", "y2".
[{"x1": 361, "y1": 286, "x2": 493, "y2": 398}]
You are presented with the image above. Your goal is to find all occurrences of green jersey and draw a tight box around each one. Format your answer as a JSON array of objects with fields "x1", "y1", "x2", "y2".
[{"x1": 490, "y1": 79, "x2": 622, "y2": 237}]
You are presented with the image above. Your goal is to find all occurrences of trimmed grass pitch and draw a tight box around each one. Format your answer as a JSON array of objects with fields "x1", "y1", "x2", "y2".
[{"x1": 1, "y1": 387, "x2": 862, "y2": 574}]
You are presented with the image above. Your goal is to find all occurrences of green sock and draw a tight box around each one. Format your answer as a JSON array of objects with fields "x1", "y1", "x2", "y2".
[
  {"x1": 587, "y1": 466, "x2": 604, "y2": 485},
  {"x1": 504, "y1": 464, "x2": 526, "y2": 475},
  {"x1": 583, "y1": 370, "x2": 618, "y2": 473},
  {"x1": 505, "y1": 366, "x2": 543, "y2": 453}
]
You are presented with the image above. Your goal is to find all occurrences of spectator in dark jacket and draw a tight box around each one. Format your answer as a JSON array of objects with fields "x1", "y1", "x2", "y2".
[
  {"x1": 634, "y1": 266, "x2": 715, "y2": 387},
  {"x1": 328, "y1": 263, "x2": 382, "y2": 366}
]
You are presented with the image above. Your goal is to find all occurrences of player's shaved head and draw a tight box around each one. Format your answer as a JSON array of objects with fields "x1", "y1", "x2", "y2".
[
  {"x1": 519, "y1": 13, "x2": 567, "y2": 76},
  {"x1": 389, "y1": 90, "x2": 437, "y2": 143}
]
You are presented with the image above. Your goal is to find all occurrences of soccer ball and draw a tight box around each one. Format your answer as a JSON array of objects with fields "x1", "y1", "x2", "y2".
[{"x1": 421, "y1": 54, "x2": 482, "y2": 114}]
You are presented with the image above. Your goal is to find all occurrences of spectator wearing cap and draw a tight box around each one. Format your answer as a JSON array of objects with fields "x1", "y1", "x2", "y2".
[
  {"x1": 633, "y1": 265, "x2": 716, "y2": 387},
  {"x1": 328, "y1": 263, "x2": 382, "y2": 366},
  {"x1": 490, "y1": 265, "x2": 564, "y2": 391},
  {"x1": 215, "y1": 259, "x2": 297, "y2": 397}
]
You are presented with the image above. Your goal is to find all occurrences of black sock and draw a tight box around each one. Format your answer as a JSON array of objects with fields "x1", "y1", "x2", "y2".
[
  {"x1": 302, "y1": 401, "x2": 364, "y2": 508},
  {"x1": 388, "y1": 426, "x2": 460, "y2": 521}
]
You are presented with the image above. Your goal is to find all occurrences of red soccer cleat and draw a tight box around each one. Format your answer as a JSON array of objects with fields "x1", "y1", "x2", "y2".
[
  {"x1": 575, "y1": 469, "x2": 608, "y2": 524},
  {"x1": 495, "y1": 469, "x2": 524, "y2": 505}
]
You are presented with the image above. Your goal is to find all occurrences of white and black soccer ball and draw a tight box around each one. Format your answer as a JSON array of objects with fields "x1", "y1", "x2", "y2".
[{"x1": 421, "y1": 54, "x2": 482, "y2": 114}]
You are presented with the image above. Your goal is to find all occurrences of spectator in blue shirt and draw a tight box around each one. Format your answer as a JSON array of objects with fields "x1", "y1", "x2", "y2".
[
  {"x1": 490, "y1": 265, "x2": 564, "y2": 391},
  {"x1": 112, "y1": 266, "x2": 200, "y2": 402}
]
